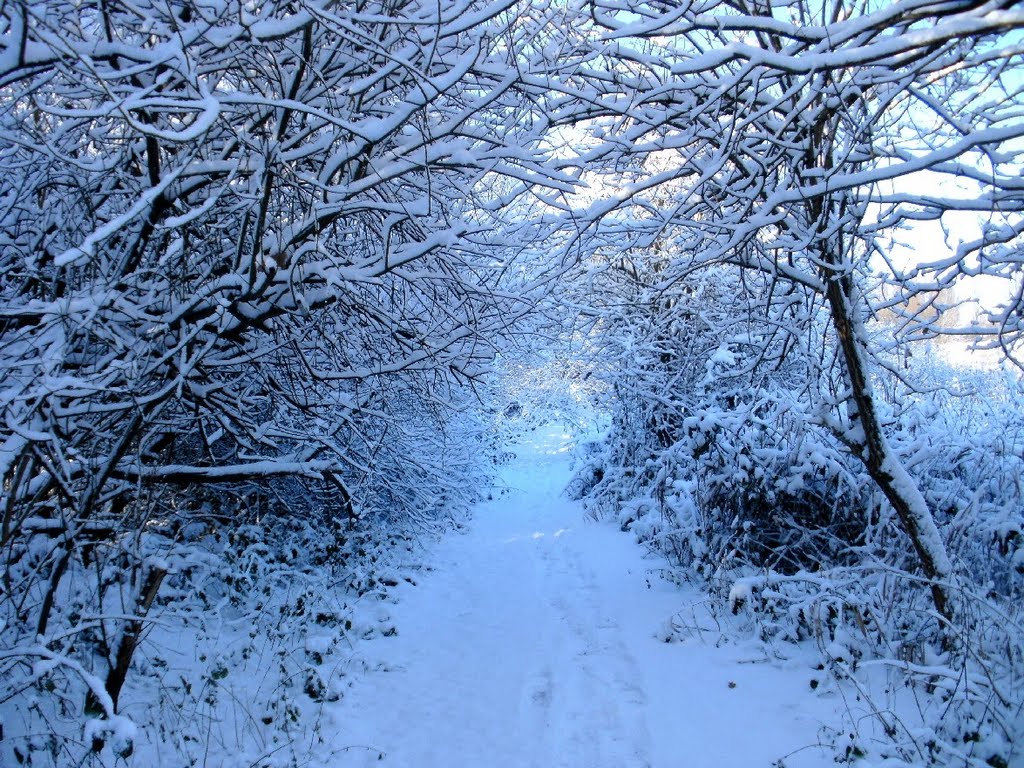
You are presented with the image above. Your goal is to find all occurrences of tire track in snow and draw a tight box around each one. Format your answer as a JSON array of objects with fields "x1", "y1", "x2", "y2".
[
  {"x1": 323, "y1": 426, "x2": 835, "y2": 768},
  {"x1": 322, "y1": 428, "x2": 656, "y2": 767},
  {"x1": 529, "y1": 524, "x2": 653, "y2": 768}
]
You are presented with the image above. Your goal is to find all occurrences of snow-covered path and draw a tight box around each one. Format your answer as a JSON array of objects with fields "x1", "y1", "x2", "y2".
[{"x1": 325, "y1": 426, "x2": 835, "y2": 768}]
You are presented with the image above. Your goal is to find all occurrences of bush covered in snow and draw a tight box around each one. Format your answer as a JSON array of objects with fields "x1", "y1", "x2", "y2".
[
  {"x1": 572, "y1": 351, "x2": 1024, "y2": 767},
  {"x1": 0, "y1": 461, "x2": 471, "y2": 768},
  {"x1": 0, "y1": 390, "x2": 493, "y2": 768}
]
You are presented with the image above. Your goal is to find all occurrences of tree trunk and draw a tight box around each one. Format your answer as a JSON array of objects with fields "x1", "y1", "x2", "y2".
[
  {"x1": 103, "y1": 564, "x2": 167, "y2": 711},
  {"x1": 823, "y1": 267, "x2": 954, "y2": 627}
]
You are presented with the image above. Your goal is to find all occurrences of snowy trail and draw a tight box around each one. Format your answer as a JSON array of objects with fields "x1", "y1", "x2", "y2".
[{"x1": 323, "y1": 426, "x2": 835, "y2": 768}]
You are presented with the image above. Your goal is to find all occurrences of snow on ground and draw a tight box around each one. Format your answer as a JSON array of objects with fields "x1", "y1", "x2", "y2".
[{"x1": 318, "y1": 425, "x2": 843, "y2": 768}]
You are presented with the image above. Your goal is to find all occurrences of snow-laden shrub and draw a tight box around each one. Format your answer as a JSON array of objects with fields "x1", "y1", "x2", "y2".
[
  {"x1": 663, "y1": 561, "x2": 1021, "y2": 768},
  {"x1": 884, "y1": 363, "x2": 1024, "y2": 600},
  {"x1": 576, "y1": 344, "x2": 1023, "y2": 593},
  {"x1": 573, "y1": 388, "x2": 872, "y2": 576},
  {"x1": 127, "y1": 510, "x2": 413, "y2": 768},
  {"x1": 0, "y1": 485, "x2": 430, "y2": 768},
  {"x1": 0, "y1": 399, "x2": 491, "y2": 768},
  {"x1": 573, "y1": 340, "x2": 1024, "y2": 767}
]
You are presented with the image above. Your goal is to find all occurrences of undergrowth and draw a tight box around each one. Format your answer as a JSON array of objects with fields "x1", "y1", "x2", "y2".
[
  {"x1": 571, "y1": 360, "x2": 1024, "y2": 767},
  {"x1": 0, "y1": 488, "x2": 454, "y2": 768}
]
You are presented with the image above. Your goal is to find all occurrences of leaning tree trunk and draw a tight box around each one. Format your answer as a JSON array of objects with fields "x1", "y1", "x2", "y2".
[
  {"x1": 823, "y1": 260, "x2": 955, "y2": 628},
  {"x1": 800, "y1": 91, "x2": 955, "y2": 629}
]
